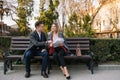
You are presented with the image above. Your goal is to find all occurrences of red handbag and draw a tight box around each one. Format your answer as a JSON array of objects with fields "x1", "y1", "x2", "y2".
[{"x1": 49, "y1": 46, "x2": 55, "y2": 55}]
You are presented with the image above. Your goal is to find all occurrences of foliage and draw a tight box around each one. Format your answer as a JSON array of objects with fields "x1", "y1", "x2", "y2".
[
  {"x1": 65, "y1": 13, "x2": 95, "y2": 37},
  {"x1": 9, "y1": 27, "x2": 32, "y2": 36},
  {"x1": 68, "y1": 12, "x2": 78, "y2": 27},
  {"x1": 64, "y1": 26, "x2": 75, "y2": 37},
  {"x1": 82, "y1": 14, "x2": 95, "y2": 37},
  {"x1": 0, "y1": 37, "x2": 11, "y2": 59},
  {"x1": 9, "y1": 0, "x2": 33, "y2": 36},
  {"x1": 90, "y1": 38, "x2": 120, "y2": 62},
  {"x1": 39, "y1": 0, "x2": 59, "y2": 32}
]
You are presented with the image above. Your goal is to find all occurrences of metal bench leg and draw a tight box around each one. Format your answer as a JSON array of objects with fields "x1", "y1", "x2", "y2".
[
  {"x1": 90, "y1": 60, "x2": 94, "y2": 74},
  {"x1": 4, "y1": 59, "x2": 8, "y2": 75},
  {"x1": 86, "y1": 60, "x2": 94, "y2": 74}
]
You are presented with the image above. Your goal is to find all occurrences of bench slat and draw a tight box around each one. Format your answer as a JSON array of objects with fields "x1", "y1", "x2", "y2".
[
  {"x1": 10, "y1": 48, "x2": 27, "y2": 50},
  {"x1": 10, "y1": 47, "x2": 90, "y2": 51},
  {"x1": 69, "y1": 48, "x2": 90, "y2": 50},
  {"x1": 5, "y1": 55, "x2": 91, "y2": 60},
  {"x1": 11, "y1": 44, "x2": 29, "y2": 47},
  {"x1": 11, "y1": 41, "x2": 30, "y2": 44},
  {"x1": 12, "y1": 39, "x2": 29, "y2": 41},
  {"x1": 68, "y1": 44, "x2": 89, "y2": 46},
  {"x1": 12, "y1": 37, "x2": 29, "y2": 39},
  {"x1": 66, "y1": 41, "x2": 89, "y2": 44},
  {"x1": 66, "y1": 37, "x2": 89, "y2": 39},
  {"x1": 11, "y1": 44, "x2": 89, "y2": 47}
]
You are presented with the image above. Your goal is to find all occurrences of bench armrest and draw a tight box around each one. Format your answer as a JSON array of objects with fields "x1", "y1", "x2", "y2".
[
  {"x1": 2, "y1": 51, "x2": 12, "y2": 58},
  {"x1": 88, "y1": 51, "x2": 94, "y2": 57}
]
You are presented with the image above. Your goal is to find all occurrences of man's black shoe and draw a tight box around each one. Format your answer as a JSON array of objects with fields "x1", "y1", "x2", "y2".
[
  {"x1": 25, "y1": 72, "x2": 30, "y2": 78},
  {"x1": 41, "y1": 71, "x2": 48, "y2": 78}
]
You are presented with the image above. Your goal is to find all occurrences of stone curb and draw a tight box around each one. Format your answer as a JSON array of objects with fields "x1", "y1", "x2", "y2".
[{"x1": 0, "y1": 62, "x2": 120, "y2": 70}]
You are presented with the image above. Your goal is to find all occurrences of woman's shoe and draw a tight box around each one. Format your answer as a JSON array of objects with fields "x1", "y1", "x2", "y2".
[{"x1": 66, "y1": 76, "x2": 71, "y2": 80}]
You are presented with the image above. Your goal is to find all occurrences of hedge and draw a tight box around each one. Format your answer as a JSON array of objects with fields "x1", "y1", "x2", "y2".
[
  {"x1": 0, "y1": 36, "x2": 11, "y2": 59},
  {"x1": 0, "y1": 37, "x2": 120, "y2": 62},
  {"x1": 90, "y1": 38, "x2": 120, "y2": 62},
  {"x1": 0, "y1": 36, "x2": 11, "y2": 50}
]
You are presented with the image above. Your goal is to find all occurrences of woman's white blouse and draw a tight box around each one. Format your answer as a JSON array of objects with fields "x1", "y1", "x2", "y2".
[{"x1": 53, "y1": 35, "x2": 64, "y2": 47}]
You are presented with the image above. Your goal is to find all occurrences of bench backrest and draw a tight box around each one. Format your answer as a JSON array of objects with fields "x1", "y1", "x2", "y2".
[
  {"x1": 10, "y1": 37, "x2": 29, "y2": 50},
  {"x1": 10, "y1": 37, "x2": 90, "y2": 52}
]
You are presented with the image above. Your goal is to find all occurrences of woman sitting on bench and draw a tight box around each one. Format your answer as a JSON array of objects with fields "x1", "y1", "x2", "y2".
[{"x1": 48, "y1": 23, "x2": 71, "y2": 80}]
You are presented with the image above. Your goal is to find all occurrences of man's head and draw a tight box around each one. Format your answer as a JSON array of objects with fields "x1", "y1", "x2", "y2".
[{"x1": 35, "y1": 21, "x2": 44, "y2": 32}]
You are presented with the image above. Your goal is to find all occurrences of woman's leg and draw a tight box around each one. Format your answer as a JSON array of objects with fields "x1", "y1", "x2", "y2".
[
  {"x1": 57, "y1": 48, "x2": 70, "y2": 77},
  {"x1": 53, "y1": 52, "x2": 61, "y2": 66},
  {"x1": 57, "y1": 48, "x2": 66, "y2": 67},
  {"x1": 63, "y1": 67, "x2": 70, "y2": 77},
  {"x1": 53, "y1": 50, "x2": 66, "y2": 75},
  {"x1": 60, "y1": 66, "x2": 66, "y2": 75}
]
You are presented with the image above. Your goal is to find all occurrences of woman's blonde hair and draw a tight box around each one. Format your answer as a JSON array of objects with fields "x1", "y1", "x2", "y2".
[{"x1": 52, "y1": 23, "x2": 59, "y2": 33}]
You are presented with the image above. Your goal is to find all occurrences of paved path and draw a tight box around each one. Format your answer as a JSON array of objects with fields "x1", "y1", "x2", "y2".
[{"x1": 0, "y1": 65, "x2": 120, "y2": 80}]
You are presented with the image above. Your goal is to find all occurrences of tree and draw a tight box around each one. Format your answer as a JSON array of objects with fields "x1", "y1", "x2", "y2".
[
  {"x1": 39, "y1": 0, "x2": 59, "y2": 32},
  {"x1": 65, "y1": 12, "x2": 95, "y2": 37},
  {"x1": 9, "y1": 27, "x2": 32, "y2": 36},
  {"x1": 91, "y1": 0, "x2": 113, "y2": 24},
  {"x1": 60, "y1": 0, "x2": 114, "y2": 37},
  {"x1": 82, "y1": 14, "x2": 95, "y2": 37},
  {"x1": 5, "y1": 0, "x2": 33, "y2": 36},
  {"x1": 59, "y1": 0, "x2": 113, "y2": 25}
]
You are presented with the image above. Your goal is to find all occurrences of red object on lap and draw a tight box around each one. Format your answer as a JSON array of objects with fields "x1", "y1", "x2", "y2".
[{"x1": 49, "y1": 46, "x2": 55, "y2": 55}]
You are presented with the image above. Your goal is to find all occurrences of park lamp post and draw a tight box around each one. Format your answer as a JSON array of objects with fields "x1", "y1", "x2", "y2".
[{"x1": 0, "y1": 0, "x2": 10, "y2": 21}]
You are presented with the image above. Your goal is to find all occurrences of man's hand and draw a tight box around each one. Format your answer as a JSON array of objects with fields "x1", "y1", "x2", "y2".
[
  {"x1": 41, "y1": 49, "x2": 46, "y2": 52},
  {"x1": 47, "y1": 40, "x2": 52, "y2": 43}
]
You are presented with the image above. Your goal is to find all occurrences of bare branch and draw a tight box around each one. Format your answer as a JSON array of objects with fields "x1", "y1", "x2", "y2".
[{"x1": 91, "y1": 0, "x2": 114, "y2": 24}]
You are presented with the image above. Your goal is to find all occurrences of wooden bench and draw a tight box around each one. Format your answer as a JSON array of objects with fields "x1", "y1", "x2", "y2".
[{"x1": 3, "y1": 37, "x2": 94, "y2": 74}]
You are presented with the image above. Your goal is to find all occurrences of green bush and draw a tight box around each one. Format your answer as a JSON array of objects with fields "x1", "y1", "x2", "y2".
[
  {"x1": 0, "y1": 37, "x2": 25, "y2": 56},
  {"x1": 90, "y1": 38, "x2": 120, "y2": 62},
  {"x1": 0, "y1": 36, "x2": 11, "y2": 52},
  {"x1": 0, "y1": 36, "x2": 11, "y2": 59}
]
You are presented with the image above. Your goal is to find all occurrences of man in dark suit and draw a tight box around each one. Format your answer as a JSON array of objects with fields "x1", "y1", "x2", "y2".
[{"x1": 24, "y1": 21, "x2": 49, "y2": 78}]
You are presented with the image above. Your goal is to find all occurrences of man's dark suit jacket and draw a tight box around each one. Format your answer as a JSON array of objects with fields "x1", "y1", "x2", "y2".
[
  {"x1": 22, "y1": 30, "x2": 47, "y2": 62},
  {"x1": 28, "y1": 30, "x2": 47, "y2": 51}
]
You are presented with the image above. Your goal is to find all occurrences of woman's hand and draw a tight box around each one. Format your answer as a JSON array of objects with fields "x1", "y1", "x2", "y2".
[
  {"x1": 49, "y1": 42, "x2": 53, "y2": 47},
  {"x1": 48, "y1": 40, "x2": 53, "y2": 47}
]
